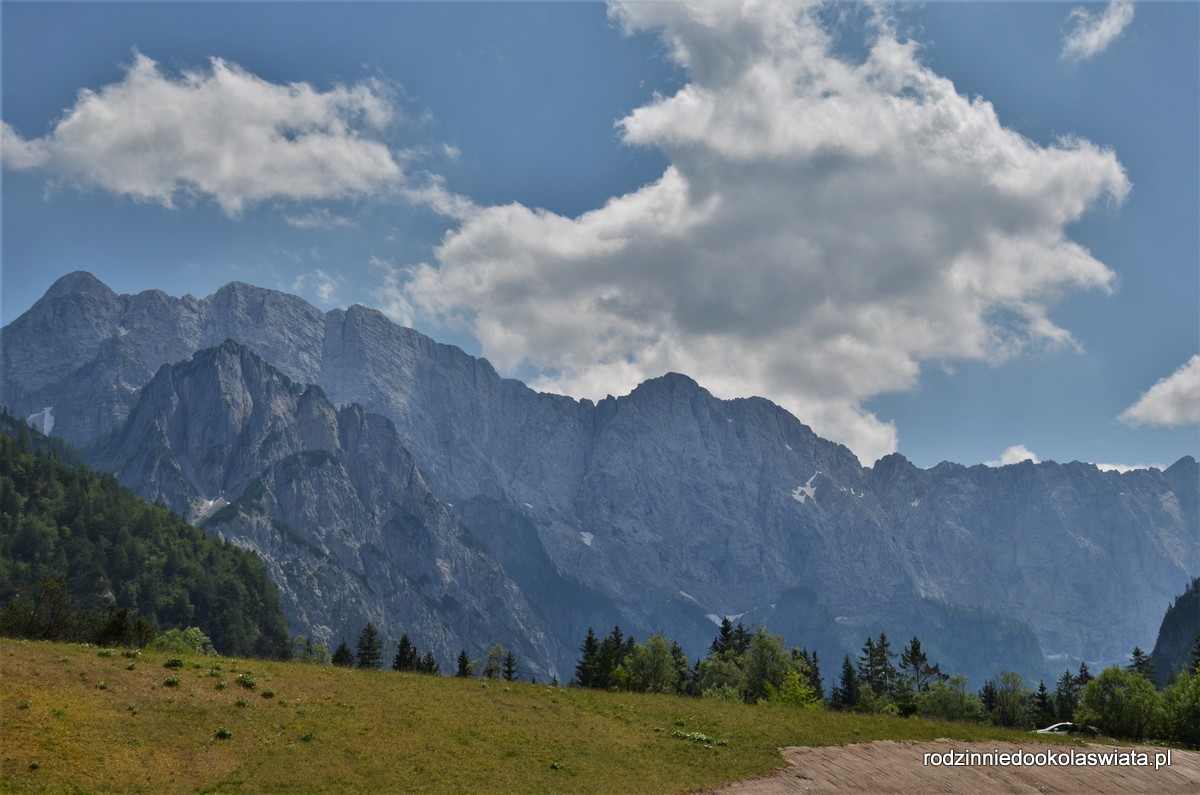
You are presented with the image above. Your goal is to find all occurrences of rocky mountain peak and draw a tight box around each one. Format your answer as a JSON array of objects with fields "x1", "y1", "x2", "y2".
[{"x1": 41, "y1": 270, "x2": 116, "y2": 301}]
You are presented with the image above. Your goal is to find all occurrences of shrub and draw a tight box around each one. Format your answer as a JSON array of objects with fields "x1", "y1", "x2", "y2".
[
  {"x1": 261, "y1": 688, "x2": 275, "y2": 699},
  {"x1": 163, "y1": 676, "x2": 181, "y2": 687},
  {"x1": 147, "y1": 628, "x2": 217, "y2": 656},
  {"x1": 97, "y1": 649, "x2": 114, "y2": 658},
  {"x1": 163, "y1": 658, "x2": 184, "y2": 669},
  {"x1": 1075, "y1": 666, "x2": 1162, "y2": 741},
  {"x1": 236, "y1": 673, "x2": 257, "y2": 690},
  {"x1": 215, "y1": 726, "x2": 232, "y2": 740}
]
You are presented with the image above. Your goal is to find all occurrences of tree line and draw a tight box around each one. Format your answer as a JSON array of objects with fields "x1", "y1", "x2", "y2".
[
  {"x1": 305, "y1": 622, "x2": 526, "y2": 683},
  {"x1": 566, "y1": 619, "x2": 1200, "y2": 748}
]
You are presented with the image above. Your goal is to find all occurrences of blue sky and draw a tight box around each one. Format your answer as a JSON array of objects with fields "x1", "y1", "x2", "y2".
[{"x1": 2, "y1": 1, "x2": 1197, "y2": 470}]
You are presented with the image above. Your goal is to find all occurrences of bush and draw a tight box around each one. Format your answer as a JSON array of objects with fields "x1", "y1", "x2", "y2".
[
  {"x1": 236, "y1": 673, "x2": 257, "y2": 690},
  {"x1": 163, "y1": 676, "x2": 181, "y2": 687},
  {"x1": 147, "y1": 628, "x2": 217, "y2": 656},
  {"x1": 1075, "y1": 666, "x2": 1162, "y2": 741},
  {"x1": 1161, "y1": 669, "x2": 1200, "y2": 748}
]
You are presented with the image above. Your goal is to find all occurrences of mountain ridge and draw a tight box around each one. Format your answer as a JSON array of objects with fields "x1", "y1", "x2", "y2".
[{"x1": 3, "y1": 272, "x2": 1196, "y2": 682}]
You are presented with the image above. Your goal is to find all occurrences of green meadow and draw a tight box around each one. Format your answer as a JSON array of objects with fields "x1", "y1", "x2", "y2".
[{"x1": 0, "y1": 638, "x2": 1067, "y2": 794}]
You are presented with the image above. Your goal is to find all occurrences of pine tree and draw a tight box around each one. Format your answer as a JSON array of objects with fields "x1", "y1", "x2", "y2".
[
  {"x1": 456, "y1": 649, "x2": 472, "y2": 678},
  {"x1": 1033, "y1": 681, "x2": 1055, "y2": 727},
  {"x1": 979, "y1": 680, "x2": 998, "y2": 716},
  {"x1": 574, "y1": 627, "x2": 600, "y2": 687},
  {"x1": 420, "y1": 650, "x2": 439, "y2": 675},
  {"x1": 502, "y1": 649, "x2": 518, "y2": 682},
  {"x1": 1125, "y1": 646, "x2": 1157, "y2": 683},
  {"x1": 392, "y1": 633, "x2": 418, "y2": 671},
  {"x1": 1077, "y1": 662, "x2": 1093, "y2": 687},
  {"x1": 830, "y1": 654, "x2": 859, "y2": 710},
  {"x1": 710, "y1": 617, "x2": 734, "y2": 656},
  {"x1": 356, "y1": 622, "x2": 383, "y2": 669},
  {"x1": 1054, "y1": 668, "x2": 1080, "y2": 722},
  {"x1": 858, "y1": 633, "x2": 898, "y2": 698},
  {"x1": 730, "y1": 622, "x2": 752, "y2": 656},
  {"x1": 1191, "y1": 634, "x2": 1200, "y2": 673},
  {"x1": 792, "y1": 647, "x2": 824, "y2": 702},
  {"x1": 900, "y1": 636, "x2": 945, "y2": 693},
  {"x1": 332, "y1": 640, "x2": 354, "y2": 667}
]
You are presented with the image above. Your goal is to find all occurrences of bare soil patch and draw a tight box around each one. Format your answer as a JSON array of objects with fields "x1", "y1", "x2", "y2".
[{"x1": 709, "y1": 739, "x2": 1200, "y2": 794}]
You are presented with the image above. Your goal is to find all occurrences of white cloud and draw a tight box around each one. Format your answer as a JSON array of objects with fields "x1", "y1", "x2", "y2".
[
  {"x1": 1119, "y1": 355, "x2": 1200, "y2": 427},
  {"x1": 986, "y1": 445, "x2": 1041, "y2": 467},
  {"x1": 398, "y1": 1, "x2": 1128, "y2": 464},
  {"x1": 1062, "y1": 0, "x2": 1135, "y2": 62},
  {"x1": 370, "y1": 256, "x2": 417, "y2": 327},
  {"x1": 1093, "y1": 462, "x2": 1159, "y2": 473},
  {"x1": 283, "y1": 208, "x2": 356, "y2": 230},
  {"x1": 1, "y1": 53, "x2": 405, "y2": 215},
  {"x1": 291, "y1": 269, "x2": 344, "y2": 306}
]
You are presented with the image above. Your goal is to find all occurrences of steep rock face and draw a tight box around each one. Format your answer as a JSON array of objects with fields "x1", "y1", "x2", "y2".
[
  {"x1": 869, "y1": 455, "x2": 1200, "y2": 665},
  {"x1": 93, "y1": 341, "x2": 564, "y2": 676},
  {"x1": 3, "y1": 273, "x2": 1197, "y2": 683}
]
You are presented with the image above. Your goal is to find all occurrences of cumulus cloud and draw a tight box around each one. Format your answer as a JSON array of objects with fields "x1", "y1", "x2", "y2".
[
  {"x1": 398, "y1": 0, "x2": 1129, "y2": 463},
  {"x1": 986, "y1": 445, "x2": 1041, "y2": 467},
  {"x1": 370, "y1": 256, "x2": 417, "y2": 327},
  {"x1": 1, "y1": 52, "x2": 405, "y2": 215},
  {"x1": 291, "y1": 268, "x2": 344, "y2": 306},
  {"x1": 1062, "y1": 0, "x2": 1135, "y2": 62},
  {"x1": 1119, "y1": 355, "x2": 1200, "y2": 427}
]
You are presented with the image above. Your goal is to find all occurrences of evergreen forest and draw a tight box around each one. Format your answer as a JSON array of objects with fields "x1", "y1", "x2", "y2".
[{"x1": 0, "y1": 412, "x2": 290, "y2": 658}]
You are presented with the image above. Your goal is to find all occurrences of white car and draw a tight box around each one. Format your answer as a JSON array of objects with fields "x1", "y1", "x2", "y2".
[{"x1": 1035, "y1": 722, "x2": 1097, "y2": 735}]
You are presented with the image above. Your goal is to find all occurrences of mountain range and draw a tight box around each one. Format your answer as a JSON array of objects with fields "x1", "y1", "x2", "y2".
[{"x1": 2, "y1": 271, "x2": 1196, "y2": 683}]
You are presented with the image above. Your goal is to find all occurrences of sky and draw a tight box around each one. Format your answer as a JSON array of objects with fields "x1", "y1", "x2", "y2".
[{"x1": 2, "y1": 0, "x2": 1197, "y2": 471}]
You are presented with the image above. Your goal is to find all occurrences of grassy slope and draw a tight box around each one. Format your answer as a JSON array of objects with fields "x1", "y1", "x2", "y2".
[{"x1": 0, "y1": 638, "x2": 1071, "y2": 794}]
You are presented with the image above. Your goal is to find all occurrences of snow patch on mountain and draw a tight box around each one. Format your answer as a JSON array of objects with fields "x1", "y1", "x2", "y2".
[{"x1": 791, "y1": 471, "x2": 820, "y2": 504}]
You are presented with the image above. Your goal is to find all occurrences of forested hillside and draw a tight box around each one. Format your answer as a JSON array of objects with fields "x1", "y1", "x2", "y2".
[
  {"x1": 0, "y1": 412, "x2": 290, "y2": 658},
  {"x1": 1152, "y1": 577, "x2": 1200, "y2": 686}
]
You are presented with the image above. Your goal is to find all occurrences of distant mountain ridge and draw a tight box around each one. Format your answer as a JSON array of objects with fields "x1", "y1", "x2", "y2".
[{"x1": 2, "y1": 272, "x2": 1196, "y2": 682}]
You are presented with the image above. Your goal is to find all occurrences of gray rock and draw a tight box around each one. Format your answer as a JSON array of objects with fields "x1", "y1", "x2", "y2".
[{"x1": 3, "y1": 272, "x2": 1196, "y2": 683}]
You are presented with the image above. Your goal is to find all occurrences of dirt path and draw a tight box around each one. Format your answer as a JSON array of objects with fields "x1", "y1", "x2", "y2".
[{"x1": 709, "y1": 739, "x2": 1200, "y2": 794}]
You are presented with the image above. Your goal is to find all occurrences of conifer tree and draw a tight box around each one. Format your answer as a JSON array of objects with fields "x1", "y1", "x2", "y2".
[
  {"x1": 332, "y1": 640, "x2": 354, "y2": 667},
  {"x1": 858, "y1": 633, "x2": 898, "y2": 698},
  {"x1": 1054, "y1": 668, "x2": 1081, "y2": 721},
  {"x1": 830, "y1": 654, "x2": 859, "y2": 710},
  {"x1": 356, "y1": 622, "x2": 383, "y2": 669},
  {"x1": 456, "y1": 649, "x2": 472, "y2": 678},
  {"x1": 1032, "y1": 680, "x2": 1055, "y2": 727},
  {"x1": 979, "y1": 680, "x2": 998, "y2": 716},
  {"x1": 900, "y1": 636, "x2": 945, "y2": 693},
  {"x1": 710, "y1": 617, "x2": 734, "y2": 656},
  {"x1": 1077, "y1": 661, "x2": 1093, "y2": 687},
  {"x1": 574, "y1": 627, "x2": 600, "y2": 687},
  {"x1": 730, "y1": 622, "x2": 752, "y2": 656},
  {"x1": 421, "y1": 650, "x2": 439, "y2": 675},
  {"x1": 392, "y1": 633, "x2": 418, "y2": 671},
  {"x1": 793, "y1": 647, "x2": 825, "y2": 702},
  {"x1": 503, "y1": 649, "x2": 518, "y2": 682},
  {"x1": 1126, "y1": 646, "x2": 1157, "y2": 683}
]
